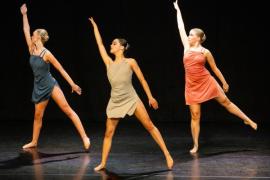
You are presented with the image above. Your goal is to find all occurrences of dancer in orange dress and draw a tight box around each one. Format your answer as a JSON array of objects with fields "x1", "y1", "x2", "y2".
[{"x1": 173, "y1": 0, "x2": 257, "y2": 153}]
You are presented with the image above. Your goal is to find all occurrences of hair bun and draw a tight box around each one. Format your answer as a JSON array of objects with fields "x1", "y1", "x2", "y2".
[{"x1": 125, "y1": 43, "x2": 130, "y2": 50}]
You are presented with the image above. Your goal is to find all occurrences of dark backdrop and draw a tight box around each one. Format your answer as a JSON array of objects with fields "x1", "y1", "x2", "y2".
[{"x1": 2, "y1": 0, "x2": 268, "y2": 123}]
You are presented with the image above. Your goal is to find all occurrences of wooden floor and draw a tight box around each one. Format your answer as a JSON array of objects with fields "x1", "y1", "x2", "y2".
[{"x1": 0, "y1": 120, "x2": 269, "y2": 179}]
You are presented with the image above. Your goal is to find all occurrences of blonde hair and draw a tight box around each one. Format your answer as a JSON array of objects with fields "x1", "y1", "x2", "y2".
[
  {"x1": 192, "y1": 28, "x2": 206, "y2": 43},
  {"x1": 35, "y1": 29, "x2": 49, "y2": 44}
]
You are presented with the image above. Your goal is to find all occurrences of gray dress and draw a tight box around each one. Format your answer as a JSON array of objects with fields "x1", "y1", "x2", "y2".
[
  {"x1": 106, "y1": 59, "x2": 139, "y2": 118},
  {"x1": 29, "y1": 49, "x2": 58, "y2": 103}
]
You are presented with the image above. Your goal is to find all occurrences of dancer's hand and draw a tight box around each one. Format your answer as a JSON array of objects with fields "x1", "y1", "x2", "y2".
[
  {"x1": 20, "y1": 4, "x2": 27, "y2": 15},
  {"x1": 71, "y1": 84, "x2": 82, "y2": 95},
  {"x1": 223, "y1": 83, "x2": 229, "y2": 92},
  {"x1": 88, "y1": 17, "x2": 96, "y2": 26},
  {"x1": 173, "y1": 0, "x2": 179, "y2": 10},
  {"x1": 149, "y1": 97, "x2": 159, "y2": 110}
]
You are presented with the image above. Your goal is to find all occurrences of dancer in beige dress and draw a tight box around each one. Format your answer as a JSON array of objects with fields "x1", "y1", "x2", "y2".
[
  {"x1": 106, "y1": 58, "x2": 139, "y2": 118},
  {"x1": 89, "y1": 17, "x2": 174, "y2": 171}
]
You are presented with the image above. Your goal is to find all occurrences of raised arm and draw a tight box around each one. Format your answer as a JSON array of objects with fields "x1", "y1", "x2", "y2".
[
  {"x1": 128, "y1": 59, "x2": 159, "y2": 109},
  {"x1": 44, "y1": 52, "x2": 82, "y2": 95},
  {"x1": 173, "y1": 0, "x2": 189, "y2": 49},
  {"x1": 88, "y1": 17, "x2": 112, "y2": 68},
  {"x1": 205, "y1": 50, "x2": 229, "y2": 92},
  {"x1": 20, "y1": 4, "x2": 33, "y2": 53}
]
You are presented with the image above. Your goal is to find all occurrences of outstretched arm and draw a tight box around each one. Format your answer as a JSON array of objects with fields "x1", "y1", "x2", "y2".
[
  {"x1": 173, "y1": 0, "x2": 189, "y2": 49},
  {"x1": 88, "y1": 17, "x2": 112, "y2": 68},
  {"x1": 205, "y1": 50, "x2": 229, "y2": 92},
  {"x1": 44, "y1": 52, "x2": 82, "y2": 95},
  {"x1": 129, "y1": 59, "x2": 158, "y2": 109},
  {"x1": 20, "y1": 4, "x2": 33, "y2": 53}
]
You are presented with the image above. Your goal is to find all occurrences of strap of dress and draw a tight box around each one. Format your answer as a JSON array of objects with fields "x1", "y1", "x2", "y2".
[
  {"x1": 39, "y1": 48, "x2": 47, "y2": 58},
  {"x1": 31, "y1": 48, "x2": 34, "y2": 55},
  {"x1": 200, "y1": 47, "x2": 205, "y2": 53}
]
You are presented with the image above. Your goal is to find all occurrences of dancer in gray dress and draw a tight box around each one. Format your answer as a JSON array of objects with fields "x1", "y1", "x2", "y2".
[
  {"x1": 30, "y1": 48, "x2": 58, "y2": 103},
  {"x1": 89, "y1": 17, "x2": 173, "y2": 171},
  {"x1": 20, "y1": 4, "x2": 90, "y2": 150}
]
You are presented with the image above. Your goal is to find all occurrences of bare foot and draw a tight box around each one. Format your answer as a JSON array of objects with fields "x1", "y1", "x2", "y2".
[
  {"x1": 166, "y1": 154, "x2": 174, "y2": 170},
  {"x1": 244, "y1": 120, "x2": 257, "y2": 130},
  {"x1": 23, "y1": 147, "x2": 37, "y2": 153},
  {"x1": 83, "y1": 137, "x2": 91, "y2": 152},
  {"x1": 94, "y1": 163, "x2": 106, "y2": 171},
  {"x1": 190, "y1": 145, "x2": 198, "y2": 154},
  {"x1": 22, "y1": 142, "x2": 37, "y2": 149}
]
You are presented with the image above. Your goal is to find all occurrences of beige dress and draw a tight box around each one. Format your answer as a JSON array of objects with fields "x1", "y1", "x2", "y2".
[{"x1": 106, "y1": 59, "x2": 139, "y2": 118}]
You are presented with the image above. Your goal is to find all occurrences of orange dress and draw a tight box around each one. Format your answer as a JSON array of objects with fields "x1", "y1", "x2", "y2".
[{"x1": 183, "y1": 49, "x2": 223, "y2": 105}]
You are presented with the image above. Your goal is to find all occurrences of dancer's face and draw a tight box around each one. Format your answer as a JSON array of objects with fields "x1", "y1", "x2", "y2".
[
  {"x1": 110, "y1": 39, "x2": 124, "y2": 54},
  {"x1": 188, "y1": 30, "x2": 200, "y2": 45},
  {"x1": 31, "y1": 31, "x2": 41, "y2": 43}
]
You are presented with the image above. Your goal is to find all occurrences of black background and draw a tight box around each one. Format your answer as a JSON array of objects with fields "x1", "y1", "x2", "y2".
[{"x1": 2, "y1": 0, "x2": 268, "y2": 124}]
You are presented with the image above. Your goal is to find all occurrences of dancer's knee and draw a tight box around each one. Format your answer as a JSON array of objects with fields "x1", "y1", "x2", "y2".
[
  {"x1": 191, "y1": 111, "x2": 200, "y2": 121},
  {"x1": 62, "y1": 104, "x2": 74, "y2": 118},
  {"x1": 145, "y1": 122, "x2": 156, "y2": 132},
  {"x1": 220, "y1": 97, "x2": 232, "y2": 107},
  {"x1": 105, "y1": 127, "x2": 116, "y2": 138},
  {"x1": 34, "y1": 111, "x2": 44, "y2": 122}
]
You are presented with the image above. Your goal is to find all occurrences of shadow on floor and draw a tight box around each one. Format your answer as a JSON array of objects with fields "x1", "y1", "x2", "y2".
[{"x1": 0, "y1": 148, "x2": 85, "y2": 169}]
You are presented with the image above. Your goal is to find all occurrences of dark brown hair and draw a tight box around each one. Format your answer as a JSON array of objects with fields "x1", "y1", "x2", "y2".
[{"x1": 117, "y1": 38, "x2": 130, "y2": 51}]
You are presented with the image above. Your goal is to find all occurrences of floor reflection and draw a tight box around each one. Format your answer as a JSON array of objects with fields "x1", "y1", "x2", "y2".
[
  {"x1": 191, "y1": 153, "x2": 200, "y2": 180},
  {"x1": 95, "y1": 168, "x2": 173, "y2": 180}
]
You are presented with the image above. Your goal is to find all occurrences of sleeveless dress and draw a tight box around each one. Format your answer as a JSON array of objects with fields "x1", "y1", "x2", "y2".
[
  {"x1": 183, "y1": 49, "x2": 224, "y2": 105},
  {"x1": 106, "y1": 59, "x2": 139, "y2": 118},
  {"x1": 29, "y1": 49, "x2": 58, "y2": 104}
]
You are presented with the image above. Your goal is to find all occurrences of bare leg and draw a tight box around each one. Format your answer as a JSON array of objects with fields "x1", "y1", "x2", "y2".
[
  {"x1": 51, "y1": 86, "x2": 90, "y2": 150},
  {"x1": 134, "y1": 100, "x2": 174, "y2": 169},
  {"x1": 189, "y1": 104, "x2": 201, "y2": 154},
  {"x1": 23, "y1": 100, "x2": 49, "y2": 149},
  {"x1": 215, "y1": 94, "x2": 257, "y2": 130},
  {"x1": 94, "y1": 118, "x2": 120, "y2": 171}
]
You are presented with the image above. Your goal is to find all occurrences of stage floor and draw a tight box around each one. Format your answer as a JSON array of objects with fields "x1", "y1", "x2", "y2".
[{"x1": 0, "y1": 119, "x2": 269, "y2": 179}]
